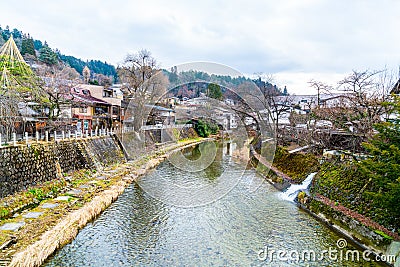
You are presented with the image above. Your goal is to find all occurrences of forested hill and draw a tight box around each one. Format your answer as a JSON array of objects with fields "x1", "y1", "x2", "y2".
[
  {"x1": 164, "y1": 68, "x2": 288, "y2": 97},
  {"x1": 58, "y1": 54, "x2": 116, "y2": 78},
  {"x1": 0, "y1": 25, "x2": 117, "y2": 79}
]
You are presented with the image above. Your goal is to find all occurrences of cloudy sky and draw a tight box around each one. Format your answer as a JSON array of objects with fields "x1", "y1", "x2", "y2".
[{"x1": 1, "y1": 0, "x2": 399, "y2": 94}]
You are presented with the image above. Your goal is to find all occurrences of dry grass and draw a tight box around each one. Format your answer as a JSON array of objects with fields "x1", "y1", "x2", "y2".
[
  {"x1": 5, "y1": 138, "x2": 207, "y2": 267},
  {"x1": 8, "y1": 182, "x2": 129, "y2": 267}
]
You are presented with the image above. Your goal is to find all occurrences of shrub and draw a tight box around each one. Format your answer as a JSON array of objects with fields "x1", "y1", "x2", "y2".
[{"x1": 192, "y1": 119, "x2": 219, "y2": 137}]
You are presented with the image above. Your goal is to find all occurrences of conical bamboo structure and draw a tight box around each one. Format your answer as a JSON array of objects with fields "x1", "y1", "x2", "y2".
[
  {"x1": 0, "y1": 35, "x2": 26, "y2": 65},
  {"x1": 0, "y1": 35, "x2": 33, "y2": 88}
]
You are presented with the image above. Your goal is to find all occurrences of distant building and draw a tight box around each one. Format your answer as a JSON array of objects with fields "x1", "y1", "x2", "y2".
[
  {"x1": 244, "y1": 116, "x2": 256, "y2": 126},
  {"x1": 224, "y1": 98, "x2": 235, "y2": 106},
  {"x1": 319, "y1": 95, "x2": 352, "y2": 108},
  {"x1": 145, "y1": 105, "x2": 175, "y2": 125},
  {"x1": 174, "y1": 105, "x2": 197, "y2": 122},
  {"x1": 76, "y1": 84, "x2": 124, "y2": 129},
  {"x1": 274, "y1": 93, "x2": 351, "y2": 112},
  {"x1": 159, "y1": 97, "x2": 178, "y2": 108},
  {"x1": 71, "y1": 87, "x2": 111, "y2": 132},
  {"x1": 184, "y1": 96, "x2": 209, "y2": 106},
  {"x1": 212, "y1": 106, "x2": 238, "y2": 130}
]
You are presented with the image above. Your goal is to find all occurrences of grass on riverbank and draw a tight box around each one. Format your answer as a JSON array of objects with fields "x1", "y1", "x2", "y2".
[
  {"x1": 0, "y1": 138, "x2": 207, "y2": 265},
  {"x1": 273, "y1": 146, "x2": 319, "y2": 182},
  {"x1": 311, "y1": 162, "x2": 400, "y2": 236},
  {"x1": 0, "y1": 169, "x2": 99, "y2": 221},
  {"x1": 0, "y1": 166, "x2": 121, "y2": 263}
]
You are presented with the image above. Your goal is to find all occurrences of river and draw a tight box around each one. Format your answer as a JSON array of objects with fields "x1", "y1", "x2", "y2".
[{"x1": 44, "y1": 142, "x2": 381, "y2": 266}]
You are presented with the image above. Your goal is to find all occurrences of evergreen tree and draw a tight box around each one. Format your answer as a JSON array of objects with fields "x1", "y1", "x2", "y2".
[
  {"x1": 57, "y1": 53, "x2": 117, "y2": 78},
  {"x1": 0, "y1": 35, "x2": 46, "y2": 105},
  {"x1": 193, "y1": 120, "x2": 211, "y2": 137},
  {"x1": 207, "y1": 83, "x2": 223, "y2": 100},
  {"x1": 1, "y1": 26, "x2": 10, "y2": 41},
  {"x1": 361, "y1": 96, "x2": 400, "y2": 227},
  {"x1": 33, "y1": 39, "x2": 43, "y2": 50},
  {"x1": 283, "y1": 86, "x2": 288, "y2": 95},
  {"x1": 169, "y1": 66, "x2": 178, "y2": 83},
  {"x1": 11, "y1": 28, "x2": 22, "y2": 39},
  {"x1": 21, "y1": 35, "x2": 36, "y2": 57},
  {"x1": 38, "y1": 42, "x2": 58, "y2": 65}
]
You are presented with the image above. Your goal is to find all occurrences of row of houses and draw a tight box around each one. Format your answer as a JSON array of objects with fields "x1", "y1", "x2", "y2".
[
  {"x1": 274, "y1": 93, "x2": 352, "y2": 114},
  {"x1": 14, "y1": 84, "x2": 126, "y2": 134},
  {"x1": 174, "y1": 95, "x2": 239, "y2": 131},
  {"x1": 47, "y1": 84, "x2": 180, "y2": 133},
  {"x1": 17, "y1": 81, "x2": 395, "y2": 135}
]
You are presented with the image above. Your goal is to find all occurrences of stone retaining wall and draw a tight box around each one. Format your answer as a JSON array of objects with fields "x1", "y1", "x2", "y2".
[
  {"x1": 0, "y1": 136, "x2": 125, "y2": 198},
  {"x1": 304, "y1": 198, "x2": 400, "y2": 266}
]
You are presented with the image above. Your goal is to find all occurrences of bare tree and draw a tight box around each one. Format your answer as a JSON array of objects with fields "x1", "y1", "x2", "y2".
[
  {"x1": 82, "y1": 66, "x2": 90, "y2": 84},
  {"x1": 118, "y1": 49, "x2": 158, "y2": 96},
  {"x1": 36, "y1": 64, "x2": 81, "y2": 122},
  {"x1": 232, "y1": 81, "x2": 265, "y2": 133},
  {"x1": 297, "y1": 69, "x2": 398, "y2": 152},
  {"x1": 268, "y1": 93, "x2": 295, "y2": 133},
  {"x1": 117, "y1": 49, "x2": 168, "y2": 131},
  {"x1": 308, "y1": 79, "x2": 333, "y2": 108},
  {"x1": 234, "y1": 75, "x2": 293, "y2": 138},
  {"x1": 93, "y1": 73, "x2": 112, "y2": 87},
  {"x1": 337, "y1": 69, "x2": 395, "y2": 136}
]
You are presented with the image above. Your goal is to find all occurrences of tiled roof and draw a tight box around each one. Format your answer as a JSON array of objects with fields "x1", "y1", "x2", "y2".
[
  {"x1": 71, "y1": 88, "x2": 110, "y2": 105},
  {"x1": 71, "y1": 93, "x2": 110, "y2": 105}
]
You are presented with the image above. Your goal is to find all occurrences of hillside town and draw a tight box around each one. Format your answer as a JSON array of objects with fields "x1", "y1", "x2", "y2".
[
  {"x1": 0, "y1": 17, "x2": 400, "y2": 266},
  {"x1": 2, "y1": 32, "x2": 399, "y2": 154}
]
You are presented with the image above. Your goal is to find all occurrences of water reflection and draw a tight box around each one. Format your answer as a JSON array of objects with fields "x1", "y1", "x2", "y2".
[{"x1": 44, "y1": 142, "x2": 381, "y2": 267}]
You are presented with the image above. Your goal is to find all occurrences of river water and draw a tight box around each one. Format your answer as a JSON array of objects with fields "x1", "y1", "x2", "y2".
[{"x1": 44, "y1": 142, "x2": 381, "y2": 266}]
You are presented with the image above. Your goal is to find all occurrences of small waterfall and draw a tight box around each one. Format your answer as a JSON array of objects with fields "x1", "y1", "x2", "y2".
[{"x1": 280, "y1": 172, "x2": 317, "y2": 202}]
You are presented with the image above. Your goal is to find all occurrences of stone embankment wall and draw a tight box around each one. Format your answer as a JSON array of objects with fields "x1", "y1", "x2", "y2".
[{"x1": 0, "y1": 136, "x2": 125, "y2": 198}]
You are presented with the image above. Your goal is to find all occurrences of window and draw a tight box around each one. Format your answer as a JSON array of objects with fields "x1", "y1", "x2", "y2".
[
  {"x1": 79, "y1": 106, "x2": 87, "y2": 113},
  {"x1": 103, "y1": 89, "x2": 112, "y2": 97},
  {"x1": 95, "y1": 107, "x2": 107, "y2": 115}
]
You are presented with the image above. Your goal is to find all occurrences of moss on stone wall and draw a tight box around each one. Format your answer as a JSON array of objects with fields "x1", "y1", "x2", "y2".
[
  {"x1": 273, "y1": 146, "x2": 319, "y2": 182},
  {"x1": 311, "y1": 162, "x2": 399, "y2": 235},
  {"x1": 0, "y1": 136, "x2": 125, "y2": 198},
  {"x1": 308, "y1": 198, "x2": 393, "y2": 248}
]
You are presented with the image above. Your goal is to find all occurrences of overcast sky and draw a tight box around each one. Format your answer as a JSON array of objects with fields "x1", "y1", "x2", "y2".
[{"x1": 1, "y1": 0, "x2": 399, "y2": 94}]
